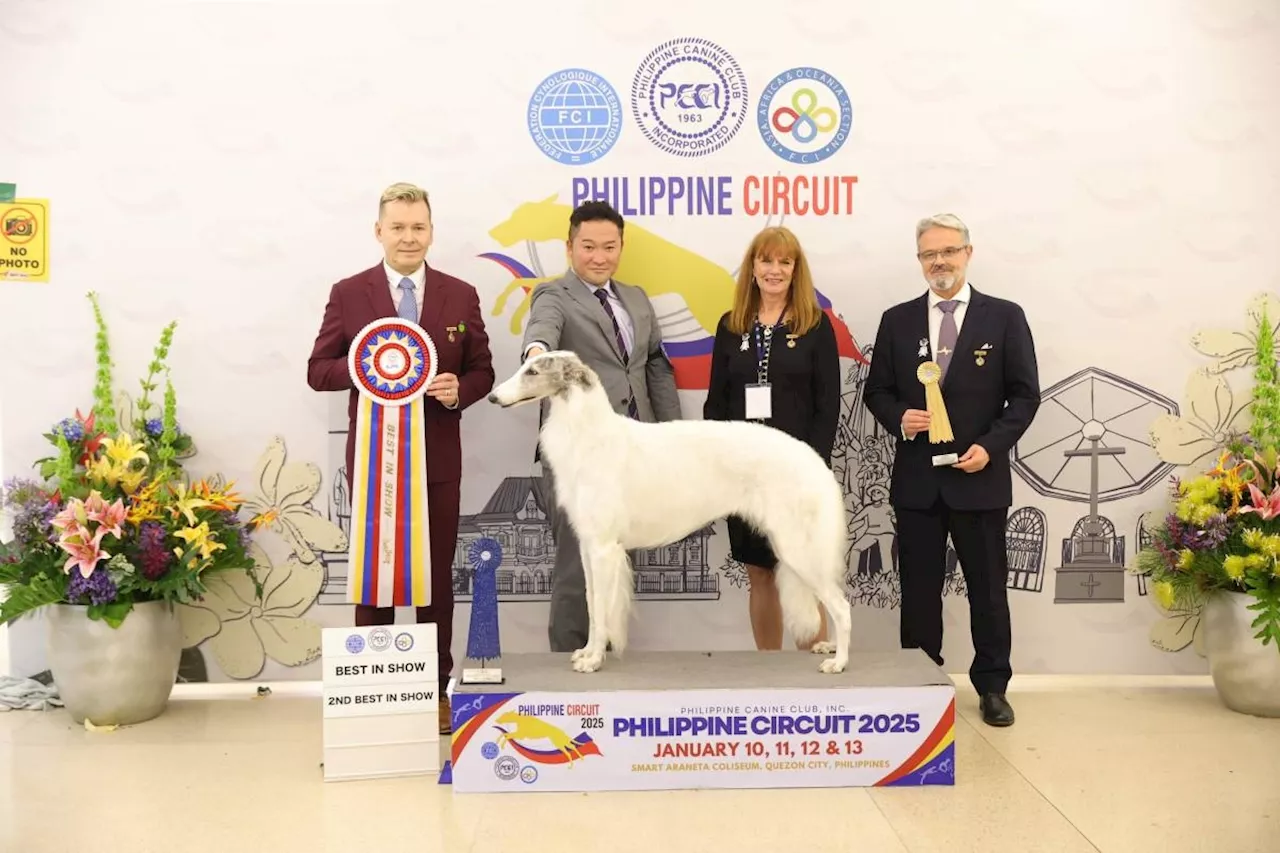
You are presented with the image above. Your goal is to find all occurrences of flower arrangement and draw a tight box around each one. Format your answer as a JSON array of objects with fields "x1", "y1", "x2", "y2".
[
  {"x1": 1135, "y1": 302, "x2": 1280, "y2": 651},
  {"x1": 0, "y1": 293, "x2": 263, "y2": 629}
]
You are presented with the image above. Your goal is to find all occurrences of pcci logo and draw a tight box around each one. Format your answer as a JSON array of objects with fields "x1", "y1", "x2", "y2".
[
  {"x1": 494, "y1": 756, "x2": 521, "y2": 781},
  {"x1": 528, "y1": 68, "x2": 622, "y2": 165},
  {"x1": 631, "y1": 37, "x2": 747, "y2": 158},
  {"x1": 368, "y1": 627, "x2": 392, "y2": 652},
  {"x1": 757, "y1": 66, "x2": 853, "y2": 164}
]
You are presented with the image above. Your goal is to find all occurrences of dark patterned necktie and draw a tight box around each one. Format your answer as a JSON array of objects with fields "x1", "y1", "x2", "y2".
[
  {"x1": 937, "y1": 299, "x2": 959, "y2": 380},
  {"x1": 594, "y1": 288, "x2": 639, "y2": 419}
]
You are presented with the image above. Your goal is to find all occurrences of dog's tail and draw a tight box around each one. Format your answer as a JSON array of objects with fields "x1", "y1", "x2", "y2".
[
  {"x1": 776, "y1": 566, "x2": 823, "y2": 647},
  {"x1": 602, "y1": 554, "x2": 635, "y2": 655},
  {"x1": 768, "y1": 470, "x2": 846, "y2": 648}
]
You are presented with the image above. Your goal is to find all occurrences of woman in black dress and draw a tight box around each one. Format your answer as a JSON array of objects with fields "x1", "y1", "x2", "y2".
[{"x1": 703, "y1": 226, "x2": 842, "y2": 651}]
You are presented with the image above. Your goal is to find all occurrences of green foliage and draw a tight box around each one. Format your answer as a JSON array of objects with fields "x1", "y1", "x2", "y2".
[
  {"x1": 87, "y1": 292, "x2": 118, "y2": 437},
  {"x1": 1250, "y1": 302, "x2": 1280, "y2": 451}
]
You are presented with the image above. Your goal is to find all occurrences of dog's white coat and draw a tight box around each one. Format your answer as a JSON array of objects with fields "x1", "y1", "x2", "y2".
[{"x1": 488, "y1": 351, "x2": 852, "y2": 675}]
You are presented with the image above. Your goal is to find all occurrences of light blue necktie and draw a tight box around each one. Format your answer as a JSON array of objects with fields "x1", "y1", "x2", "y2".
[{"x1": 397, "y1": 277, "x2": 418, "y2": 321}]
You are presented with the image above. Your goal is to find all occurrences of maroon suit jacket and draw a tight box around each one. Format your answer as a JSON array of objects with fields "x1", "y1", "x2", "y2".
[{"x1": 307, "y1": 262, "x2": 495, "y2": 487}]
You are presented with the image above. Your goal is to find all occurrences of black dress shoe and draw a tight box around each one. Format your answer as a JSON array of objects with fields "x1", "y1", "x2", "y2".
[{"x1": 979, "y1": 693, "x2": 1015, "y2": 727}]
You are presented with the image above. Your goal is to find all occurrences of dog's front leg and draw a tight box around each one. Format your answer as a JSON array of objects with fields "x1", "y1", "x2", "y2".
[
  {"x1": 570, "y1": 541, "x2": 600, "y2": 668},
  {"x1": 572, "y1": 543, "x2": 615, "y2": 674}
]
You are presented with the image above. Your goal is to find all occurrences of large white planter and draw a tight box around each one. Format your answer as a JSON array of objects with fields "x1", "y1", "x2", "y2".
[
  {"x1": 1202, "y1": 590, "x2": 1280, "y2": 718},
  {"x1": 46, "y1": 600, "x2": 183, "y2": 726}
]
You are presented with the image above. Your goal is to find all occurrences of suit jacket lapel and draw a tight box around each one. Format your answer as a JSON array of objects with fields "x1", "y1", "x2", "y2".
[
  {"x1": 944, "y1": 287, "x2": 986, "y2": 390},
  {"x1": 907, "y1": 294, "x2": 930, "y2": 371},
  {"x1": 422, "y1": 267, "x2": 450, "y2": 333},
  {"x1": 365, "y1": 265, "x2": 396, "y2": 319},
  {"x1": 615, "y1": 282, "x2": 648, "y2": 360},
  {"x1": 563, "y1": 275, "x2": 624, "y2": 363},
  {"x1": 367, "y1": 263, "x2": 449, "y2": 332}
]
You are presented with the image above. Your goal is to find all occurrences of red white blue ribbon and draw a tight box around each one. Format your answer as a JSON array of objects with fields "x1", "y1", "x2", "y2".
[{"x1": 346, "y1": 319, "x2": 437, "y2": 607}]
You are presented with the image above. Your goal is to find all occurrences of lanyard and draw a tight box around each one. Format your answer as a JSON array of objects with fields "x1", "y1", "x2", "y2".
[{"x1": 751, "y1": 316, "x2": 783, "y2": 384}]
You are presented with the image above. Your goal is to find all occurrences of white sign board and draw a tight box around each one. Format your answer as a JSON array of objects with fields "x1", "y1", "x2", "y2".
[
  {"x1": 449, "y1": 684, "x2": 956, "y2": 792},
  {"x1": 321, "y1": 623, "x2": 440, "y2": 782}
]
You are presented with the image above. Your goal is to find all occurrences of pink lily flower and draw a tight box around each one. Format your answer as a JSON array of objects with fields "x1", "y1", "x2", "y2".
[
  {"x1": 1239, "y1": 483, "x2": 1280, "y2": 520},
  {"x1": 58, "y1": 527, "x2": 109, "y2": 578},
  {"x1": 51, "y1": 499, "x2": 89, "y2": 533},
  {"x1": 83, "y1": 491, "x2": 126, "y2": 539}
]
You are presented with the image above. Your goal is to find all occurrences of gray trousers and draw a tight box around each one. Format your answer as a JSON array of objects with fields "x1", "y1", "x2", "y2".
[{"x1": 541, "y1": 460, "x2": 590, "y2": 652}]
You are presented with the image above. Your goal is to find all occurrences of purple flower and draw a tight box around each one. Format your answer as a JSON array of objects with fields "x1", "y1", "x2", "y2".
[
  {"x1": 139, "y1": 522, "x2": 171, "y2": 580},
  {"x1": 1195, "y1": 513, "x2": 1231, "y2": 549},
  {"x1": 1162, "y1": 512, "x2": 1228, "y2": 550},
  {"x1": 217, "y1": 510, "x2": 250, "y2": 550},
  {"x1": 145, "y1": 418, "x2": 181, "y2": 436},
  {"x1": 52, "y1": 418, "x2": 84, "y2": 442},
  {"x1": 67, "y1": 566, "x2": 118, "y2": 605},
  {"x1": 1, "y1": 478, "x2": 57, "y2": 551}
]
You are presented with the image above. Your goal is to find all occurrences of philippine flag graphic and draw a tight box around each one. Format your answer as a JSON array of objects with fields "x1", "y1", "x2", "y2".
[{"x1": 480, "y1": 253, "x2": 867, "y2": 392}]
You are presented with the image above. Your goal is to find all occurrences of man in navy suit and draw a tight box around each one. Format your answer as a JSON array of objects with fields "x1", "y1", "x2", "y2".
[{"x1": 863, "y1": 214, "x2": 1040, "y2": 727}]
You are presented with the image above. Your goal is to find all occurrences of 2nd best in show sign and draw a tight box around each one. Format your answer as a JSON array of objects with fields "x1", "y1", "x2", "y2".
[{"x1": 450, "y1": 686, "x2": 956, "y2": 792}]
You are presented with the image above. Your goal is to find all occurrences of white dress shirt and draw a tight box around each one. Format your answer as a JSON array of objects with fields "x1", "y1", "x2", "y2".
[
  {"x1": 383, "y1": 261, "x2": 456, "y2": 409},
  {"x1": 524, "y1": 271, "x2": 635, "y2": 359},
  {"x1": 927, "y1": 281, "x2": 972, "y2": 359},
  {"x1": 385, "y1": 261, "x2": 426, "y2": 315},
  {"x1": 904, "y1": 281, "x2": 972, "y2": 440}
]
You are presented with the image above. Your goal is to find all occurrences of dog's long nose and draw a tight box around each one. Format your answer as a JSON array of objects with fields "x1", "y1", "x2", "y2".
[{"x1": 487, "y1": 393, "x2": 498, "y2": 404}]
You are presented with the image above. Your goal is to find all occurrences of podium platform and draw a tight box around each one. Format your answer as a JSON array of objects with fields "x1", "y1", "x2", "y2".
[{"x1": 448, "y1": 649, "x2": 956, "y2": 793}]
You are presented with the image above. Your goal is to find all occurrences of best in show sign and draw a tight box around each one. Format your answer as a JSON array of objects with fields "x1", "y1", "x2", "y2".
[
  {"x1": 322, "y1": 624, "x2": 441, "y2": 782},
  {"x1": 449, "y1": 685, "x2": 955, "y2": 792}
]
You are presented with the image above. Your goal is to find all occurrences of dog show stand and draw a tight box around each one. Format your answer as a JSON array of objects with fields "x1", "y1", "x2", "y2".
[{"x1": 447, "y1": 649, "x2": 956, "y2": 792}]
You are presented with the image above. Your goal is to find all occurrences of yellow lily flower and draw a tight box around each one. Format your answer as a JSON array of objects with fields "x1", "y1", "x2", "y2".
[
  {"x1": 101, "y1": 433, "x2": 150, "y2": 468},
  {"x1": 173, "y1": 521, "x2": 226, "y2": 562},
  {"x1": 168, "y1": 482, "x2": 214, "y2": 526}
]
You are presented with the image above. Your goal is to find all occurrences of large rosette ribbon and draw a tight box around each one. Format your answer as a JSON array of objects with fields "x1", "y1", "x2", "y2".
[{"x1": 346, "y1": 319, "x2": 438, "y2": 607}]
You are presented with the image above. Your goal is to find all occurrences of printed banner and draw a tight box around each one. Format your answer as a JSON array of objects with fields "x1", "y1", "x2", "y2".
[
  {"x1": 346, "y1": 319, "x2": 437, "y2": 608},
  {"x1": 450, "y1": 685, "x2": 956, "y2": 792}
]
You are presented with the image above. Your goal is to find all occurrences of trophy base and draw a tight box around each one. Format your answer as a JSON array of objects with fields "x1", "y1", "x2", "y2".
[
  {"x1": 931, "y1": 453, "x2": 958, "y2": 467},
  {"x1": 460, "y1": 667, "x2": 504, "y2": 685}
]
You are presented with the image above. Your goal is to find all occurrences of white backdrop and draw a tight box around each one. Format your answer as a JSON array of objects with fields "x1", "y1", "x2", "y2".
[{"x1": 2, "y1": 0, "x2": 1277, "y2": 681}]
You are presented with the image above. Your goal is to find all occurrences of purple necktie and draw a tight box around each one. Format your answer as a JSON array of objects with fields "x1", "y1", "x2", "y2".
[
  {"x1": 937, "y1": 300, "x2": 959, "y2": 380},
  {"x1": 594, "y1": 288, "x2": 639, "y2": 419}
]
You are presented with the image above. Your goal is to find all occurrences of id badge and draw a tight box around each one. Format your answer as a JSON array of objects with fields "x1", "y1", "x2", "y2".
[{"x1": 745, "y1": 383, "x2": 772, "y2": 420}]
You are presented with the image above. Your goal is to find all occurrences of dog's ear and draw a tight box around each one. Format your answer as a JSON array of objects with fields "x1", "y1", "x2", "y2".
[{"x1": 564, "y1": 361, "x2": 592, "y2": 390}]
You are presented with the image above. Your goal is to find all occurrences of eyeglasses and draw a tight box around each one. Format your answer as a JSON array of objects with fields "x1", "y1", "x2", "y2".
[{"x1": 917, "y1": 246, "x2": 967, "y2": 263}]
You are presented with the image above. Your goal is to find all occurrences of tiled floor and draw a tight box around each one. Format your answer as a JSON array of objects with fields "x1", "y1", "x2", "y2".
[{"x1": 2, "y1": 676, "x2": 1276, "y2": 852}]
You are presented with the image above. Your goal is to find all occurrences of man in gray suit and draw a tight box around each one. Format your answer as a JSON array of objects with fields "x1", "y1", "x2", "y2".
[{"x1": 523, "y1": 200, "x2": 682, "y2": 652}]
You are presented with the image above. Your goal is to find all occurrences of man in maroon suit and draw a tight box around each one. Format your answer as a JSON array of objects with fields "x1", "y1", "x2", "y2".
[{"x1": 307, "y1": 182, "x2": 495, "y2": 734}]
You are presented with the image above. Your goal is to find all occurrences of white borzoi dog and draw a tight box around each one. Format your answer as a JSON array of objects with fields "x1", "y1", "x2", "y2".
[{"x1": 487, "y1": 350, "x2": 852, "y2": 675}]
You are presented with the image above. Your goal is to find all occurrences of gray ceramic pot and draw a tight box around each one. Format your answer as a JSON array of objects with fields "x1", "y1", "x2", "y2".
[
  {"x1": 46, "y1": 600, "x2": 183, "y2": 726},
  {"x1": 1202, "y1": 590, "x2": 1280, "y2": 718}
]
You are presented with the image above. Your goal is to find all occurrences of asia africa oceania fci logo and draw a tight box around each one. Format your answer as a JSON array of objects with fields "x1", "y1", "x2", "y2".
[
  {"x1": 756, "y1": 66, "x2": 853, "y2": 164},
  {"x1": 631, "y1": 37, "x2": 748, "y2": 158}
]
